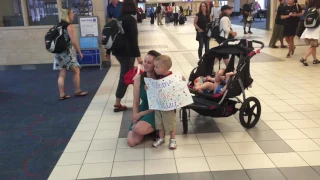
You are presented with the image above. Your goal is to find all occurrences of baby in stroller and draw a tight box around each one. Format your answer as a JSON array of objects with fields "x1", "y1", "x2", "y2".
[{"x1": 193, "y1": 68, "x2": 235, "y2": 94}]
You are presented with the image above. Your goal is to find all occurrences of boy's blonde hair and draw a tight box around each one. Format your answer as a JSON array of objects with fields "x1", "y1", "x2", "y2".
[
  {"x1": 154, "y1": 55, "x2": 172, "y2": 69},
  {"x1": 60, "y1": 8, "x2": 72, "y2": 23}
]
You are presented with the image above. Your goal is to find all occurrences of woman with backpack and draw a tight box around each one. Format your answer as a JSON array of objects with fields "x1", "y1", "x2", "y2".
[
  {"x1": 194, "y1": 2, "x2": 212, "y2": 59},
  {"x1": 299, "y1": 0, "x2": 320, "y2": 66},
  {"x1": 53, "y1": 9, "x2": 88, "y2": 100},
  {"x1": 281, "y1": 0, "x2": 303, "y2": 58},
  {"x1": 106, "y1": 0, "x2": 143, "y2": 112},
  {"x1": 214, "y1": 5, "x2": 237, "y2": 66}
]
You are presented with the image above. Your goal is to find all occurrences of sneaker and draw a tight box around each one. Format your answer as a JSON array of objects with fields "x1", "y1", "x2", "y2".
[
  {"x1": 152, "y1": 138, "x2": 165, "y2": 148},
  {"x1": 169, "y1": 139, "x2": 177, "y2": 149}
]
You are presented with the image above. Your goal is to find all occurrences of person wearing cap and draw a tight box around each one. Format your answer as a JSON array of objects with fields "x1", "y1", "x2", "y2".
[{"x1": 214, "y1": 5, "x2": 237, "y2": 66}]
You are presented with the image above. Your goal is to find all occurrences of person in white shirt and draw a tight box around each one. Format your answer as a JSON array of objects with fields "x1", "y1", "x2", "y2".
[
  {"x1": 214, "y1": 5, "x2": 237, "y2": 66},
  {"x1": 211, "y1": 0, "x2": 221, "y2": 26},
  {"x1": 173, "y1": 3, "x2": 180, "y2": 25}
]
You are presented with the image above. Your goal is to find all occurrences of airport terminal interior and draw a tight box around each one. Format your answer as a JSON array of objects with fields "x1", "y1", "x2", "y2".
[{"x1": 1, "y1": 0, "x2": 320, "y2": 180}]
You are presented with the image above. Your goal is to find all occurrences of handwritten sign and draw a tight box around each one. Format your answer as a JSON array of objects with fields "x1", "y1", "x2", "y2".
[{"x1": 144, "y1": 73, "x2": 194, "y2": 111}]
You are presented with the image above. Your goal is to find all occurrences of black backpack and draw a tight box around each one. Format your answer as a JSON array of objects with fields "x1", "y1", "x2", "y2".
[
  {"x1": 211, "y1": 17, "x2": 224, "y2": 39},
  {"x1": 45, "y1": 21, "x2": 69, "y2": 53},
  {"x1": 304, "y1": 7, "x2": 320, "y2": 28},
  {"x1": 102, "y1": 16, "x2": 129, "y2": 50}
]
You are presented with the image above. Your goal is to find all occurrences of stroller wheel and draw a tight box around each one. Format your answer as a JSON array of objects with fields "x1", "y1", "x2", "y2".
[
  {"x1": 181, "y1": 108, "x2": 188, "y2": 134},
  {"x1": 239, "y1": 97, "x2": 261, "y2": 129}
]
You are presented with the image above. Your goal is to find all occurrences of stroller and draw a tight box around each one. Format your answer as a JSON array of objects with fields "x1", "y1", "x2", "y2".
[{"x1": 179, "y1": 39, "x2": 264, "y2": 134}]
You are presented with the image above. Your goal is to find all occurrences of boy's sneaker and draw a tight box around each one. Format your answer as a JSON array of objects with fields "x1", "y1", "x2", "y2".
[
  {"x1": 152, "y1": 138, "x2": 165, "y2": 148},
  {"x1": 169, "y1": 139, "x2": 177, "y2": 149}
]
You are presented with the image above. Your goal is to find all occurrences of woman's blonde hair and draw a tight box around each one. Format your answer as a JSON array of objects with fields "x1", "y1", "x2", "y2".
[{"x1": 60, "y1": 8, "x2": 72, "y2": 23}]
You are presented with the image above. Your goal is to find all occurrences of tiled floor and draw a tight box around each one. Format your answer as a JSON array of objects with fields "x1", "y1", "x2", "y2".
[{"x1": 49, "y1": 17, "x2": 320, "y2": 180}]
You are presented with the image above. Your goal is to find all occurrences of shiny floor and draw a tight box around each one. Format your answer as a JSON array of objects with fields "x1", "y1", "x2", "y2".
[{"x1": 49, "y1": 17, "x2": 320, "y2": 180}]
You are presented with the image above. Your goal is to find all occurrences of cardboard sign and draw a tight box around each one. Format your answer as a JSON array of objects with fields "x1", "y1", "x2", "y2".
[{"x1": 144, "y1": 73, "x2": 193, "y2": 111}]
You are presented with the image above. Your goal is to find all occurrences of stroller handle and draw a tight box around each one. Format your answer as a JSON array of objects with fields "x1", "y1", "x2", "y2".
[
  {"x1": 252, "y1": 40, "x2": 265, "y2": 50},
  {"x1": 221, "y1": 39, "x2": 265, "y2": 50}
]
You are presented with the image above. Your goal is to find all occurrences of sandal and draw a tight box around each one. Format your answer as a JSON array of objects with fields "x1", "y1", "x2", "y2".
[
  {"x1": 291, "y1": 46, "x2": 296, "y2": 55},
  {"x1": 281, "y1": 45, "x2": 287, "y2": 48},
  {"x1": 74, "y1": 91, "x2": 88, "y2": 97},
  {"x1": 286, "y1": 54, "x2": 291, "y2": 58},
  {"x1": 60, "y1": 95, "x2": 71, "y2": 100},
  {"x1": 300, "y1": 58, "x2": 309, "y2": 66},
  {"x1": 313, "y1": 59, "x2": 320, "y2": 64},
  {"x1": 114, "y1": 104, "x2": 127, "y2": 112}
]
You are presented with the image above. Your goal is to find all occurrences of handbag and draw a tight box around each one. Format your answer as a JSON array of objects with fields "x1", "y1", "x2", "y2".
[{"x1": 124, "y1": 65, "x2": 144, "y2": 85}]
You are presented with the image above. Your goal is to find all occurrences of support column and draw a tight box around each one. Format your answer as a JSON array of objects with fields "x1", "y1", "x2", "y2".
[
  {"x1": 21, "y1": 0, "x2": 29, "y2": 26},
  {"x1": 57, "y1": 0, "x2": 62, "y2": 20}
]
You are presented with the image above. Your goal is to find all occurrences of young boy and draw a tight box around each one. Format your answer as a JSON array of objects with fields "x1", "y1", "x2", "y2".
[{"x1": 152, "y1": 55, "x2": 177, "y2": 149}]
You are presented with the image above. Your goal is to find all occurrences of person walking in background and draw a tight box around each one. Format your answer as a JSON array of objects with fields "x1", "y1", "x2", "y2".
[
  {"x1": 269, "y1": 0, "x2": 287, "y2": 48},
  {"x1": 299, "y1": 0, "x2": 320, "y2": 66},
  {"x1": 105, "y1": 0, "x2": 143, "y2": 112},
  {"x1": 214, "y1": 5, "x2": 237, "y2": 66},
  {"x1": 296, "y1": 0, "x2": 309, "y2": 38},
  {"x1": 173, "y1": 3, "x2": 179, "y2": 25},
  {"x1": 211, "y1": 0, "x2": 221, "y2": 26},
  {"x1": 194, "y1": 2, "x2": 212, "y2": 59},
  {"x1": 156, "y1": 3, "x2": 163, "y2": 25},
  {"x1": 149, "y1": 6, "x2": 155, "y2": 24},
  {"x1": 54, "y1": 9, "x2": 88, "y2": 100},
  {"x1": 243, "y1": 0, "x2": 253, "y2": 34},
  {"x1": 281, "y1": 0, "x2": 302, "y2": 58},
  {"x1": 106, "y1": 0, "x2": 123, "y2": 22}
]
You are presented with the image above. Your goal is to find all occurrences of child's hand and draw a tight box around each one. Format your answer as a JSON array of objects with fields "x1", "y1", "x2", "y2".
[{"x1": 182, "y1": 76, "x2": 186, "y2": 81}]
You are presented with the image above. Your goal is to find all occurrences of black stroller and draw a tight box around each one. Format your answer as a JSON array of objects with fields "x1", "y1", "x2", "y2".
[{"x1": 180, "y1": 39, "x2": 264, "y2": 134}]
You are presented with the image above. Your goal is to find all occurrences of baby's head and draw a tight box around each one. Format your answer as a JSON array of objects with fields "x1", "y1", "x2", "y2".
[{"x1": 154, "y1": 55, "x2": 172, "y2": 76}]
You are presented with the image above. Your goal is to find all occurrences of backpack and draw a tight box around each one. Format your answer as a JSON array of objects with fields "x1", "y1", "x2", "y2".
[
  {"x1": 304, "y1": 7, "x2": 320, "y2": 28},
  {"x1": 210, "y1": 16, "x2": 225, "y2": 39},
  {"x1": 45, "y1": 21, "x2": 69, "y2": 53},
  {"x1": 102, "y1": 16, "x2": 129, "y2": 50}
]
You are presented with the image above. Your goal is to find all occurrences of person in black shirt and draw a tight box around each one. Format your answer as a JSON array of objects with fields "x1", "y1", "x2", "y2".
[
  {"x1": 194, "y1": 2, "x2": 212, "y2": 59},
  {"x1": 106, "y1": 0, "x2": 143, "y2": 112},
  {"x1": 242, "y1": 0, "x2": 253, "y2": 34},
  {"x1": 269, "y1": 0, "x2": 287, "y2": 48},
  {"x1": 281, "y1": 0, "x2": 302, "y2": 58}
]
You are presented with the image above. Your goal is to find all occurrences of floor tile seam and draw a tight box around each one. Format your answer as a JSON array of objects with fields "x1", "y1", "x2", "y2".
[
  {"x1": 75, "y1": 113, "x2": 111, "y2": 179},
  {"x1": 75, "y1": 65, "x2": 121, "y2": 179}
]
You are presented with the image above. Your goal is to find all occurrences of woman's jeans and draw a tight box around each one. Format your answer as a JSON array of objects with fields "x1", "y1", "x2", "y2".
[
  {"x1": 115, "y1": 56, "x2": 135, "y2": 99},
  {"x1": 198, "y1": 32, "x2": 209, "y2": 59}
]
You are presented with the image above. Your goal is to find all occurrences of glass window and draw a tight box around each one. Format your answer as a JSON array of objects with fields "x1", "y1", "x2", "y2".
[
  {"x1": 0, "y1": 0, "x2": 24, "y2": 27},
  {"x1": 61, "y1": 0, "x2": 93, "y2": 24},
  {"x1": 27, "y1": 0, "x2": 59, "y2": 26}
]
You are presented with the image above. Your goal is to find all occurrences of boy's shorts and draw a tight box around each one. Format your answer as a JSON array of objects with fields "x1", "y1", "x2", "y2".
[{"x1": 155, "y1": 110, "x2": 176, "y2": 132}]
